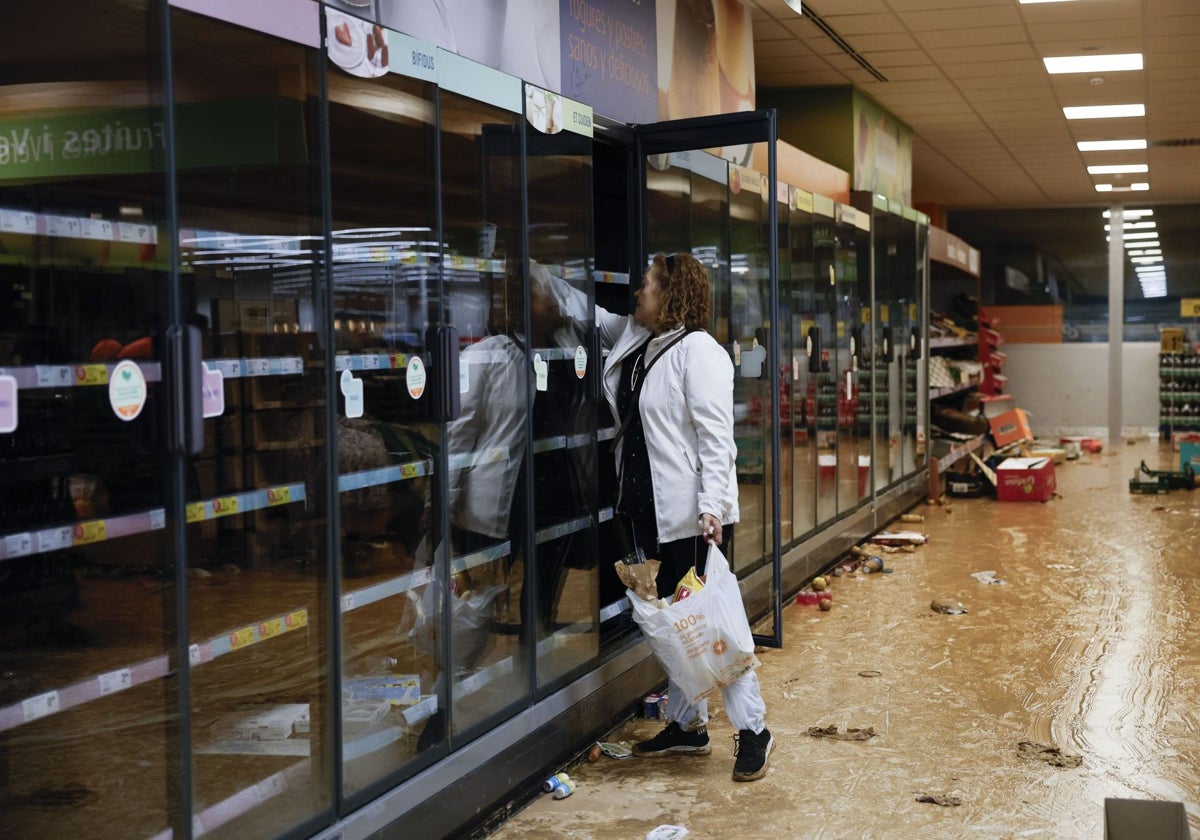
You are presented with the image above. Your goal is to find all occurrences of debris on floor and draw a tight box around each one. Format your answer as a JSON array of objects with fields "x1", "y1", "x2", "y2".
[
  {"x1": 646, "y1": 826, "x2": 689, "y2": 840},
  {"x1": 598, "y1": 741, "x2": 632, "y2": 759},
  {"x1": 807, "y1": 724, "x2": 878, "y2": 740},
  {"x1": 915, "y1": 792, "x2": 963, "y2": 807},
  {"x1": 1017, "y1": 741, "x2": 1083, "y2": 768},
  {"x1": 971, "y1": 570, "x2": 1006, "y2": 585},
  {"x1": 857, "y1": 670, "x2": 882, "y2": 678},
  {"x1": 930, "y1": 598, "x2": 968, "y2": 614},
  {"x1": 869, "y1": 531, "x2": 928, "y2": 546}
]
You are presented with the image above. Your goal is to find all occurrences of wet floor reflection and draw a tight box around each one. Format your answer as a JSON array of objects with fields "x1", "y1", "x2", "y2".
[{"x1": 490, "y1": 440, "x2": 1200, "y2": 837}]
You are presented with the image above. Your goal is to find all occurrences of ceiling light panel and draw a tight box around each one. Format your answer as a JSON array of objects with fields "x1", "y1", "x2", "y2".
[
  {"x1": 1088, "y1": 164, "x2": 1149, "y2": 174},
  {"x1": 1044, "y1": 54, "x2": 1143, "y2": 74},
  {"x1": 1064, "y1": 104, "x2": 1145, "y2": 119},
  {"x1": 1078, "y1": 139, "x2": 1147, "y2": 151}
]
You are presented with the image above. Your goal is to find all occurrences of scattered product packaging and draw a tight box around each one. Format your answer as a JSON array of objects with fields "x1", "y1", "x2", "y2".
[
  {"x1": 215, "y1": 704, "x2": 309, "y2": 741},
  {"x1": 344, "y1": 675, "x2": 422, "y2": 707}
]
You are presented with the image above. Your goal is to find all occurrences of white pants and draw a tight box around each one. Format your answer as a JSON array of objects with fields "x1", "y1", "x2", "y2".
[{"x1": 666, "y1": 670, "x2": 766, "y2": 735}]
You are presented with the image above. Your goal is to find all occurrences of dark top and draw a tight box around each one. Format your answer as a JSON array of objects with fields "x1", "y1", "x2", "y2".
[{"x1": 617, "y1": 338, "x2": 654, "y2": 514}]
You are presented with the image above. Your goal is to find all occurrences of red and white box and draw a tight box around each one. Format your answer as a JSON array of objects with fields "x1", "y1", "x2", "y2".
[{"x1": 996, "y1": 456, "x2": 1056, "y2": 502}]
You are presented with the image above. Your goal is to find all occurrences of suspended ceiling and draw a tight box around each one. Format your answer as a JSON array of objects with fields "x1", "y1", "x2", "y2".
[{"x1": 747, "y1": 0, "x2": 1200, "y2": 212}]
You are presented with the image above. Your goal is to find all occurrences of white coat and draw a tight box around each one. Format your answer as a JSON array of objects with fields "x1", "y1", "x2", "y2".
[
  {"x1": 446, "y1": 334, "x2": 526, "y2": 539},
  {"x1": 597, "y1": 309, "x2": 740, "y2": 544}
]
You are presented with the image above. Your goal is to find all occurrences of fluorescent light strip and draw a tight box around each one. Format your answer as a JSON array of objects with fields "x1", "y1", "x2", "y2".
[
  {"x1": 1104, "y1": 222, "x2": 1156, "y2": 231},
  {"x1": 1020, "y1": 0, "x2": 1079, "y2": 4},
  {"x1": 1078, "y1": 139, "x2": 1147, "y2": 152},
  {"x1": 1065, "y1": 104, "x2": 1145, "y2": 120},
  {"x1": 1131, "y1": 183, "x2": 1150, "y2": 191},
  {"x1": 1103, "y1": 209, "x2": 1153, "y2": 219},
  {"x1": 1088, "y1": 164, "x2": 1148, "y2": 175},
  {"x1": 1044, "y1": 53, "x2": 1143, "y2": 74}
]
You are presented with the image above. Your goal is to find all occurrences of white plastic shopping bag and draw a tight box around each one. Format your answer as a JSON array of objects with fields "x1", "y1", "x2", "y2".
[{"x1": 627, "y1": 544, "x2": 759, "y2": 705}]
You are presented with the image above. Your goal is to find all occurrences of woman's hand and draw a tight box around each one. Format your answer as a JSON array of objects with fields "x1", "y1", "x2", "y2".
[{"x1": 699, "y1": 512, "x2": 723, "y2": 545}]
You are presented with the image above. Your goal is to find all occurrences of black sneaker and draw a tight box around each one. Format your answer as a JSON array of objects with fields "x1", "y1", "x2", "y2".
[
  {"x1": 633, "y1": 722, "x2": 711, "y2": 756},
  {"x1": 731, "y1": 727, "x2": 774, "y2": 781}
]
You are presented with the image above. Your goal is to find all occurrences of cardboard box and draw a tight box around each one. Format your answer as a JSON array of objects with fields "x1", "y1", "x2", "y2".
[
  {"x1": 989, "y1": 407, "x2": 1033, "y2": 447},
  {"x1": 996, "y1": 457, "x2": 1056, "y2": 502},
  {"x1": 1180, "y1": 441, "x2": 1200, "y2": 472}
]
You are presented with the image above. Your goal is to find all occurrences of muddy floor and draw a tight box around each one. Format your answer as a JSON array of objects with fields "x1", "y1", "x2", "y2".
[{"x1": 487, "y1": 440, "x2": 1200, "y2": 838}]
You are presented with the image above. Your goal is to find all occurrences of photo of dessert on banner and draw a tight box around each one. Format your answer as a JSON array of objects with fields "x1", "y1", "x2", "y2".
[
  {"x1": 326, "y1": 8, "x2": 390, "y2": 78},
  {"x1": 656, "y1": 0, "x2": 757, "y2": 166}
]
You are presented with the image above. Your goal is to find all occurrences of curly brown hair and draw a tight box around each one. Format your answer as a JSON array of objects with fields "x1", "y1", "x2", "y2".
[{"x1": 649, "y1": 252, "x2": 711, "y2": 332}]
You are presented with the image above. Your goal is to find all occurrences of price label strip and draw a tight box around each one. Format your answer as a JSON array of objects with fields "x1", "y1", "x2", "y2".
[
  {"x1": 182, "y1": 483, "x2": 307, "y2": 524},
  {"x1": 209, "y1": 357, "x2": 305, "y2": 380},
  {"x1": 340, "y1": 565, "x2": 434, "y2": 614},
  {"x1": 336, "y1": 460, "x2": 432, "y2": 494},
  {"x1": 0, "y1": 509, "x2": 171, "y2": 562},
  {"x1": 0, "y1": 655, "x2": 171, "y2": 734},
  {"x1": 334, "y1": 354, "x2": 405, "y2": 372},
  {"x1": 190, "y1": 607, "x2": 309, "y2": 666}
]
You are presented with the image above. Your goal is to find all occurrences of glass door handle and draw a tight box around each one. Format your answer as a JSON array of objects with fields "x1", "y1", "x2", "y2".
[
  {"x1": 909, "y1": 326, "x2": 922, "y2": 360},
  {"x1": 431, "y1": 324, "x2": 461, "y2": 422},
  {"x1": 807, "y1": 326, "x2": 821, "y2": 374},
  {"x1": 588, "y1": 326, "x2": 603, "y2": 402},
  {"x1": 166, "y1": 324, "x2": 203, "y2": 456},
  {"x1": 881, "y1": 326, "x2": 894, "y2": 363}
]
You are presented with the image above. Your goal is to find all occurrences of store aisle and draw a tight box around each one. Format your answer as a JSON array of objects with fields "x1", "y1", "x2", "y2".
[{"x1": 485, "y1": 440, "x2": 1200, "y2": 838}]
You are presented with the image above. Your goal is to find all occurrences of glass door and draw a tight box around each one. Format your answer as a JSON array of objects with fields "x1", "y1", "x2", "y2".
[
  {"x1": 522, "y1": 87, "x2": 599, "y2": 693},
  {"x1": 172, "y1": 10, "x2": 332, "y2": 837},
  {"x1": 436, "y1": 65, "x2": 529, "y2": 753},
  {"x1": 323, "y1": 27, "x2": 444, "y2": 800},
  {"x1": 785, "y1": 188, "x2": 817, "y2": 543},
  {"x1": 834, "y1": 204, "x2": 869, "y2": 514},
  {"x1": 636, "y1": 113, "x2": 781, "y2": 648},
  {"x1": 870, "y1": 200, "x2": 900, "y2": 491},
  {"x1": 909, "y1": 217, "x2": 929, "y2": 476},
  {"x1": 728, "y1": 163, "x2": 772, "y2": 579},
  {"x1": 0, "y1": 3, "x2": 177, "y2": 837},
  {"x1": 810, "y1": 197, "x2": 839, "y2": 527}
]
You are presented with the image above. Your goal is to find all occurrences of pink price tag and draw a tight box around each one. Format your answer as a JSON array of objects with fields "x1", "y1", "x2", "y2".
[{"x1": 0, "y1": 375, "x2": 15, "y2": 434}]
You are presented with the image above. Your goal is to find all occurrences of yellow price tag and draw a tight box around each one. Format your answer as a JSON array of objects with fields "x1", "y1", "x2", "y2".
[
  {"x1": 400, "y1": 463, "x2": 420, "y2": 480},
  {"x1": 211, "y1": 496, "x2": 240, "y2": 517},
  {"x1": 1182, "y1": 299, "x2": 1200, "y2": 318},
  {"x1": 285, "y1": 608, "x2": 308, "y2": 630},
  {"x1": 390, "y1": 354, "x2": 407, "y2": 370},
  {"x1": 73, "y1": 520, "x2": 107, "y2": 545},
  {"x1": 229, "y1": 626, "x2": 256, "y2": 650},
  {"x1": 75, "y1": 364, "x2": 109, "y2": 386},
  {"x1": 267, "y1": 486, "x2": 291, "y2": 506},
  {"x1": 879, "y1": 304, "x2": 890, "y2": 322},
  {"x1": 186, "y1": 502, "x2": 206, "y2": 523},
  {"x1": 837, "y1": 321, "x2": 846, "y2": 338},
  {"x1": 909, "y1": 303, "x2": 918, "y2": 321},
  {"x1": 258, "y1": 617, "x2": 284, "y2": 640},
  {"x1": 861, "y1": 307, "x2": 872, "y2": 323}
]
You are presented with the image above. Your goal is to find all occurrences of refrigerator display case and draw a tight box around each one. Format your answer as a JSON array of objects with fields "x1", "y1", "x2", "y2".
[{"x1": 0, "y1": 2, "x2": 932, "y2": 837}]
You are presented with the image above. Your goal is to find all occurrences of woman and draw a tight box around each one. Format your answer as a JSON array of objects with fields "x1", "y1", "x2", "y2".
[{"x1": 598, "y1": 252, "x2": 774, "y2": 782}]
